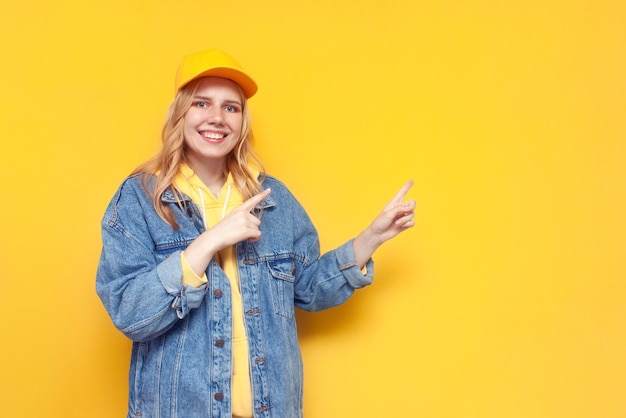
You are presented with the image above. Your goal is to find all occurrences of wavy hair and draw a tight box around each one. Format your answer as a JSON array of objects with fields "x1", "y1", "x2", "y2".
[{"x1": 132, "y1": 77, "x2": 265, "y2": 229}]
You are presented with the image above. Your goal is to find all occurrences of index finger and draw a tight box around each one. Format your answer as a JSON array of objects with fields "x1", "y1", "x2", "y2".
[
  {"x1": 239, "y1": 188, "x2": 272, "y2": 212},
  {"x1": 390, "y1": 180, "x2": 414, "y2": 204}
]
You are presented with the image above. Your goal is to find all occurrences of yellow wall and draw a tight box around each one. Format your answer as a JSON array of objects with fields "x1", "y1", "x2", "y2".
[{"x1": 1, "y1": 1, "x2": 624, "y2": 417}]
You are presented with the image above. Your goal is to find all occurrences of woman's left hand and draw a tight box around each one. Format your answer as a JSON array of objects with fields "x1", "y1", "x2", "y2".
[{"x1": 353, "y1": 180, "x2": 416, "y2": 268}]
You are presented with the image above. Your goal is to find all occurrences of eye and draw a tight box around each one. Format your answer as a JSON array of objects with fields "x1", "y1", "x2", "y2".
[
  {"x1": 225, "y1": 105, "x2": 240, "y2": 113},
  {"x1": 193, "y1": 101, "x2": 209, "y2": 109}
]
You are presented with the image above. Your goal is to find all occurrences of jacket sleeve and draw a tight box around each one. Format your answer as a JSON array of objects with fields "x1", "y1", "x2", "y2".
[
  {"x1": 293, "y1": 238, "x2": 375, "y2": 312},
  {"x1": 279, "y1": 185, "x2": 375, "y2": 312},
  {"x1": 96, "y1": 181, "x2": 208, "y2": 342}
]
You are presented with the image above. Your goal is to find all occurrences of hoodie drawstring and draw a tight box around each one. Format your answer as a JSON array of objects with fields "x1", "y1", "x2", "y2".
[
  {"x1": 198, "y1": 186, "x2": 207, "y2": 230},
  {"x1": 221, "y1": 185, "x2": 232, "y2": 220},
  {"x1": 198, "y1": 184, "x2": 232, "y2": 230}
]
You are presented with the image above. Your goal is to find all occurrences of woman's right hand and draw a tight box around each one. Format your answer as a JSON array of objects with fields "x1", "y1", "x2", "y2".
[
  {"x1": 183, "y1": 188, "x2": 271, "y2": 276},
  {"x1": 208, "y1": 188, "x2": 271, "y2": 247}
]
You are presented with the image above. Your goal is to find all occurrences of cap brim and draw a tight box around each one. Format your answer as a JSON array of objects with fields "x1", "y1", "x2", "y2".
[{"x1": 185, "y1": 67, "x2": 257, "y2": 98}]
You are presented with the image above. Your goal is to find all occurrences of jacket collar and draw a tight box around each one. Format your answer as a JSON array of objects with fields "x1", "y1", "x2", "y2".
[{"x1": 159, "y1": 177, "x2": 275, "y2": 210}]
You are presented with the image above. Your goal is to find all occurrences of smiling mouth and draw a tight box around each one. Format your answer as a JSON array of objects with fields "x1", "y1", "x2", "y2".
[{"x1": 202, "y1": 132, "x2": 227, "y2": 140}]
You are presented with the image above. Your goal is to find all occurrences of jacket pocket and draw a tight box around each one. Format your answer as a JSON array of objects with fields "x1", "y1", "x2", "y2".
[
  {"x1": 268, "y1": 258, "x2": 296, "y2": 319},
  {"x1": 155, "y1": 238, "x2": 194, "y2": 263}
]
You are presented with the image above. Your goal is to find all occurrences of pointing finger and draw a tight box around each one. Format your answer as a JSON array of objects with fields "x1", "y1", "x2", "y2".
[
  {"x1": 239, "y1": 188, "x2": 271, "y2": 212},
  {"x1": 390, "y1": 180, "x2": 414, "y2": 204}
]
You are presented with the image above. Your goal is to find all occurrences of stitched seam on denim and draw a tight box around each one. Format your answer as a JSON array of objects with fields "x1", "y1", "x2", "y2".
[
  {"x1": 155, "y1": 239, "x2": 195, "y2": 251},
  {"x1": 104, "y1": 220, "x2": 152, "y2": 253},
  {"x1": 309, "y1": 272, "x2": 344, "y2": 289},
  {"x1": 120, "y1": 304, "x2": 172, "y2": 335},
  {"x1": 243, "y1": 252, "x2": 309, "y2": 265},
  {"x1": 339, "y1": 261, "x2": 358, "y2": 271}
]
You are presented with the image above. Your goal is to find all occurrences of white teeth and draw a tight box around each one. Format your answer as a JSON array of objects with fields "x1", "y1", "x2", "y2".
[{"x1": 203, "y1": 132, "x2": 225, "y2": 139}]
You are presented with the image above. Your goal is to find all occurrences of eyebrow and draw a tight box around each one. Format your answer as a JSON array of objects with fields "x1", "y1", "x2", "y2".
[{"x1": 193, "y1": 95, "x2": 242, "y2": 106}]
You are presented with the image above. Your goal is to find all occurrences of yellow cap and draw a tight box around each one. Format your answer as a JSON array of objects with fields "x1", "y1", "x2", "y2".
[{"x1": 174, "y1": 49, "x2": 258, "y2": 98}]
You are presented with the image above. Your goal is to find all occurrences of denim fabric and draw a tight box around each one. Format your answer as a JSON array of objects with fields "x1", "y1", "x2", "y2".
[{"x1": 96, "y1": 174, "x2": 374, "y2": 418}]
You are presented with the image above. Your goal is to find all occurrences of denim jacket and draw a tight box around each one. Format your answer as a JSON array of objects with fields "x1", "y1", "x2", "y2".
[{"x1": 96, "y1": 174, "x2": 374, "y2": 418}]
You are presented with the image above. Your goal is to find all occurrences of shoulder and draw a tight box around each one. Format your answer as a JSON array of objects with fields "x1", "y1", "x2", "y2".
[
  {"x1": 103, "y1": 174, "x2": 154, "y2": 224},
  {"x1": 109, "y1": 174, "x2": 153, "y2": 207},
  {"x1": 260, "y1": 174, "x2": 298, "y2": 201},
  {"x1": 259, "y1": 173, "x2": 312, "y2": 214},
  {"x1": 260, "y1": 174, "x2": 288, "y2": 190},
  {"x1": 118, "y1": 173, "x2": 153, "y2": 193}
]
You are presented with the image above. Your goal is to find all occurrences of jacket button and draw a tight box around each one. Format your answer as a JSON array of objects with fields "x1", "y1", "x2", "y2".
[
  {"x1": 214, "y1": 392, "x2": 224, "y2": 401},
  {"x1": 213, "y1": 289, "x2": 223, "y2": 298},
  {"x1": 215, "y1": 339, "x2": 224, "y2": 348}
]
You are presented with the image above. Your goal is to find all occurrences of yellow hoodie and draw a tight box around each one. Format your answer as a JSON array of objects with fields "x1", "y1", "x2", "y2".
[{"x1": 174, "y1": 164, "x2": 254, "y2": 418}]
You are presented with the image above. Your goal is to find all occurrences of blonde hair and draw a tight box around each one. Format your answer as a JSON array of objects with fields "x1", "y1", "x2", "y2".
[{"x1": 132, "y1": 77, "x2": 265, "y2": 229}]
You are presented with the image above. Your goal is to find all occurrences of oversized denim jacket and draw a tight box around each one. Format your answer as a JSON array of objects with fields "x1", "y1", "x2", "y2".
[{"x1": 96, "y1": 174, "x2": 374, "y2": 418}]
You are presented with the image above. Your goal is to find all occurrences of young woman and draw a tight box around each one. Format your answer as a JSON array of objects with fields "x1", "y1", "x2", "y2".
[{"x1": 96, "y1": 49, "x2": 416, "y2": 418}]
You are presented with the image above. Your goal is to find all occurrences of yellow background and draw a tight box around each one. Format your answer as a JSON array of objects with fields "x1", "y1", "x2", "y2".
[{"x1": 1, "y1": 1, "x2": 625, "y2": 417}]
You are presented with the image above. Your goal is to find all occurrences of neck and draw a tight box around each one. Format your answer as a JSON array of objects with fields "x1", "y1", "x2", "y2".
[{"x1": 189, "y1": 161, "x2": 227, "y2": 198}]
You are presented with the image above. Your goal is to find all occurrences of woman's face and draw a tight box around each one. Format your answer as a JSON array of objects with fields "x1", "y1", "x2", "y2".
[{"x1": 182, "y1": 76, "x2": 244, "y2": 170}]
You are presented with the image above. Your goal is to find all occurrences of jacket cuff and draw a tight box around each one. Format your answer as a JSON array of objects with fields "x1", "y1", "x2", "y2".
[
  {"x1": 335, "y1": 240, "x2": 374, "y2": 289},
  {"x1": 157, "y1": 251, "x2": 207, "y2": 317}
]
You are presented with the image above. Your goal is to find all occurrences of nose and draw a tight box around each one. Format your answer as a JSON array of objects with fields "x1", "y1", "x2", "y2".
[{"x1": 207, "y1": 107, "x2": 225, "y2": 125}]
